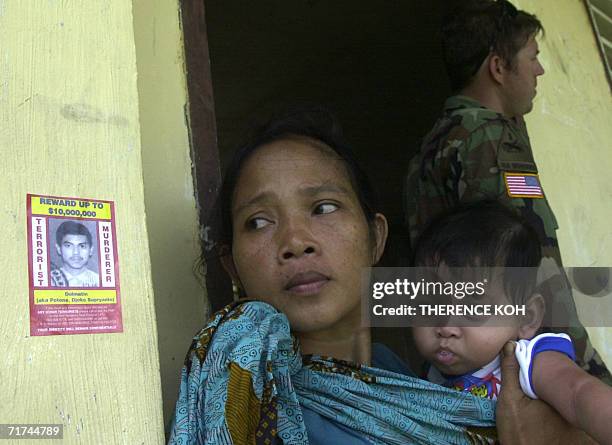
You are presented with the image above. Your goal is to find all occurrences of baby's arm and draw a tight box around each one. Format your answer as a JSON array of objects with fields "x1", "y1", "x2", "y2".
[{"x1": 532, "y1": 351, "x2": 612, "y2": 445}]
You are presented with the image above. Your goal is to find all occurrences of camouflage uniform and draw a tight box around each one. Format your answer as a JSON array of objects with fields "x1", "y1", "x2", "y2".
[{"x1": 405, "y1": 95, "x2": 611, "y2": 384}]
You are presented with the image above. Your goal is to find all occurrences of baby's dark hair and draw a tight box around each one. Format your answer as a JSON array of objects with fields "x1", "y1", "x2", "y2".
[{"x1": 413, "y1": 201, "x2": 541, "y2": 303}]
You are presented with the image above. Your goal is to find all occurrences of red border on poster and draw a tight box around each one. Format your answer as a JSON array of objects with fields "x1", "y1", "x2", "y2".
[{"x1": 26, "y1": 193, "x2": 123, "y2": 336}]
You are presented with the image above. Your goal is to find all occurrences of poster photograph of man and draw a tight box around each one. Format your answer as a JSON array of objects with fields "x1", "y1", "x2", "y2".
[{"x1": 49, "y1": 219, "x2": 100, "y2": 288}]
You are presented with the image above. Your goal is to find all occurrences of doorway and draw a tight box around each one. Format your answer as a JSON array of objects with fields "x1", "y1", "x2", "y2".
[
  {"x1": 185, "y1": 0, "x2": 457, "y2": 363},
  {"x1": 205, "y1": 0, "x2": 453, "y2": 263}
]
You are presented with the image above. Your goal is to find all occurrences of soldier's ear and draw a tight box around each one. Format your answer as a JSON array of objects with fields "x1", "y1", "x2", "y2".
[
  {"x1": 518, "y1": 293, "x2": 545, "y2": 339},
  {"x1": 488, "y1": 53, "x2": 506, "y2": 85}
]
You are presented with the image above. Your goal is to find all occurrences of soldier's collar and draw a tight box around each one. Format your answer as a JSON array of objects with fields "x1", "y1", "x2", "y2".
[
  {"x1": 444, "y1": 95, "x2": 488, "y2": 111},
  {"x1": 444, "y1": 95, "x2": 511, "y2": 121}
]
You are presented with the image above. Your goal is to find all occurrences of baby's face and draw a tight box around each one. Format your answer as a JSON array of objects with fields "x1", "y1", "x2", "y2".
[
  {"x1": 413, "y1": 324, "x2": 519, "y2": 376},
  {"x1": 413, "y1": 274, "x2": 523, "y2": 375}
]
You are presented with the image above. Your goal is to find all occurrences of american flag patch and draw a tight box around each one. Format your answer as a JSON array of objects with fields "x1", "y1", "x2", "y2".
[{"x1": 504, "y1": 172, "x2": 544, "y2": 198}]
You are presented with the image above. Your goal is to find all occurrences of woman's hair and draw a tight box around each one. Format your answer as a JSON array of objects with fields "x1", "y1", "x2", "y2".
[
  {"x1": 413, "y1": 201, "x2": 542, "y2": 303},
  {"x1": 206, "y1": 106, "x2": 380, "y2": 260},
  {"x1": 442, "y1": 0, "x2": 544, "y2": 91}
]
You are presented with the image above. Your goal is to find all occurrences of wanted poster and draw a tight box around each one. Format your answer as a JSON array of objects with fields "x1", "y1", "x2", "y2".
[{"x1": 26, "y1": 194, "x2": 122, "y2": 336}]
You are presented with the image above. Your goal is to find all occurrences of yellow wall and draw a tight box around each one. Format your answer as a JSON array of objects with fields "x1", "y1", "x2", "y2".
[
  {"x1": 2, "y1": 1, "x2": 609, "y2": 441},
  {"x1": 518, "y1": 0, "x2": 612, "y2": 365},
  {"x1": 132, "y1": 0, "x2": 208, "y2": 428},
  {"x1": 0, "y1": 1, "x2": 164, "y2": 443}
]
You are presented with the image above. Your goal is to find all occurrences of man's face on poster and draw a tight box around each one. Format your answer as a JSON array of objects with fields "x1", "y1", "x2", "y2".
[{"x1": 56, "y1": 234, "x2": 93, "y2": 272}]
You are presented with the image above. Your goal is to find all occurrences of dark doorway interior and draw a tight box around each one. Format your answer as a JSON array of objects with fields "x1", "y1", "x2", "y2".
[
  {"x1": 205, "y1": 0, "x2": 453, "y2": 261},
  {"x1": 202, "y1": 0, "x2": 455, "y2": 362}
]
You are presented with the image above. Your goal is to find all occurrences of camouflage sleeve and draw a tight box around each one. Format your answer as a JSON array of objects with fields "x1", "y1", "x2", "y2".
[
  {"x1": 454, "y1": 123, "x2": 506, "y2": 203},
  {"x1": 457, "y1": 120, "x2": 559, "y2": 255},
  {"x1": 404, "y1": 145, "x2": 462, "y2": 248},
  {"x1": 404, "y1": 123, "x2": 471, "y2": 247},
  {"x1": 408, "y1": 117, "x2": 560, "y2": 258}
]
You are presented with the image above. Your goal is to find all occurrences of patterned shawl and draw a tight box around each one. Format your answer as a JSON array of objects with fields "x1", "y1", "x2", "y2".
[{"x1": 168, "y1": 301, "x2": 496, "y2": 444}]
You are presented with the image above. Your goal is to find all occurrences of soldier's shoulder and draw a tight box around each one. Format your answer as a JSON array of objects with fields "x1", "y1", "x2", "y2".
[
  {"x1": 442, "y1": 96, "x2": 503, "y2": 131},
  {"x1": 420, "y1": 110, "x2": 473, "y2": 149},
  {"x1": 452, "y1": 106, "x2": 505, "y2": 134},
  {"x1": 420, "y1": 111, "x2": 503, "y2": 154}
]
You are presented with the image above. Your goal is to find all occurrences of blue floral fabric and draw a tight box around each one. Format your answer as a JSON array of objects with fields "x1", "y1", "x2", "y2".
[{"x1": 168, "y1": 301, "x2": 496, "y2": 444}]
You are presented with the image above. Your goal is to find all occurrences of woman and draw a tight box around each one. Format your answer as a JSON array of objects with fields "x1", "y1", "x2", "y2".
[{"x1": 168, "y1": 109, "x2": 580, "y2": 444}]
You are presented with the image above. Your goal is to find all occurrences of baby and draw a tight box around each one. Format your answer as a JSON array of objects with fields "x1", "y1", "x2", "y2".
[{"x1": 411, "y1": 201, "x2": 612, "y2": 444}]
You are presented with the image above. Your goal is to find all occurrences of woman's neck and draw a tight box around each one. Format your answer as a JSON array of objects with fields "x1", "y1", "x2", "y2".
[{"x1": 296, "y1": 312, "x2": 371, "y2": 365}]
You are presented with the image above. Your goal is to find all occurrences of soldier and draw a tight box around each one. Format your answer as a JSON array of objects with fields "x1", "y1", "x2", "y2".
[{"x1": 405, "y1": 0, "x2": 611, "y2": 383}]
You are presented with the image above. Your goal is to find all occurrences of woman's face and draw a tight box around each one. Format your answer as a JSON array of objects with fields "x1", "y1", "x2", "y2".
[{"x1": 227, "y1": 137, "x2": 387, "y2": 333}]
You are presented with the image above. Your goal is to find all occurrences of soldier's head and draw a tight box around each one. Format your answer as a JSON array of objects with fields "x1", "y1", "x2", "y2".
[
  {"x1": 442, "y1": 0, "x2": 545, "y2": 117},
  {"x1": 55, "y1": 221, "x2": 94, "y2": 274}
]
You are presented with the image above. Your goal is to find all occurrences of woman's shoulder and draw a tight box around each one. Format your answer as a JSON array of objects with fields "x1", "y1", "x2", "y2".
[
  {"x1": 169, "y1": 300, "x2": 305, "y2": 444},
  {"x1": 199, "y1": 300, "x2": 280, "y2": 333},
  {"x1": 184, "y1": 300, "x2": 296, "y2": 371}
]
